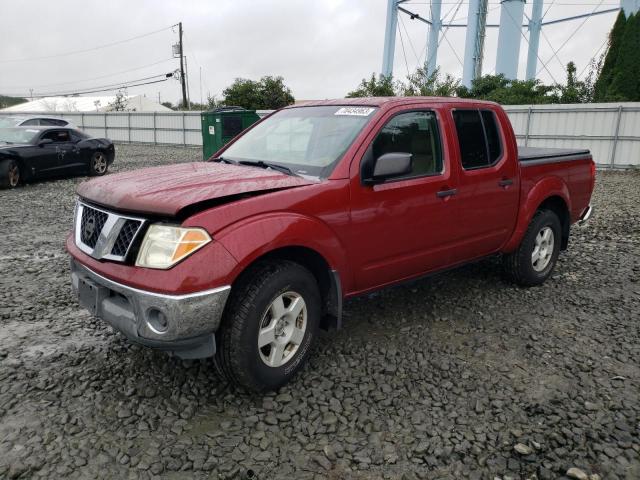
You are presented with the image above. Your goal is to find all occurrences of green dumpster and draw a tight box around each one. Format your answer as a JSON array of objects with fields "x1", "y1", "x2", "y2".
[{"x1": 201, "y1": 107, "x2": 261, "y2": 160}]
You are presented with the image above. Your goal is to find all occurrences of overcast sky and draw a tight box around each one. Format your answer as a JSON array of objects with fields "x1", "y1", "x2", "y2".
[{"x1": 0, "y1": 0, "x2": 622, "y2": 105}]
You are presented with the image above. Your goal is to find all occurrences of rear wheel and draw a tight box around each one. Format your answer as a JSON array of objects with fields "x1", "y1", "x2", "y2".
[
  {"x1": 216, "y1": 260, "x2": 321, "y2": 392},
  {"x1": 89, "y1": 151, "x2": 108, "y2": 176},
  {"x1": 0, "y1": 159, "x2": 20, "y2": 189},
  {"x1": 503, "y1": 209, "x2": 562, "y2": 287}
]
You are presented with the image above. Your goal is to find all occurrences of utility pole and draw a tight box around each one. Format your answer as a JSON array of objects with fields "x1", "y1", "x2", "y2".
[
  {"x1": 178, "y1": 22, "x2": 187, "y2": 109},
  {"x1": 185, "y1": 56, "x2": 191, "y2": 110}
]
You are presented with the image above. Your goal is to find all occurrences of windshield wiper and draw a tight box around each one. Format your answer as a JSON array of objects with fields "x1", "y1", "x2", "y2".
[
  {"x1": 212, "y1": 156, "x2": 238, "y2": 165},
  {"x1": 238, "y1": 160, "x2": 298, "y2": 177}
]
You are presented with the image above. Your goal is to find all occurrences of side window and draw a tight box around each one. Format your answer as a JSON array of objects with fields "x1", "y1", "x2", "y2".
[
  {"x1": 21, "y1": 119, "x2": 40, "y2": 126},
  {"x1": 70, "y1": 130, "x2": 84, "y2": 142},
  {"x1": 481, "y1": 110, "x2": 502, "y2": 163},
  {"x1": 42, "y1": 130, "x2": 71, "y2": 143},
  {"x1": 452, "y1": 109, "x2": 503, "y2": 169},
  {"x1": 372, "y1": 111, "x2": 442, "y2": 179},
  {"x1": 41, "y1": 118, "x2": 67, "y2": 126}
]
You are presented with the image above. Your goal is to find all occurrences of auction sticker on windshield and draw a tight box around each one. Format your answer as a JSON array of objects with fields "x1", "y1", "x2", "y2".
[{"x1": 335, "y1": 107, "x2": 376, "y2": 116}]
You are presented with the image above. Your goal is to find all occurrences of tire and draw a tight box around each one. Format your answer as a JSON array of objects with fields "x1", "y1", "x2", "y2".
[
  {"x1": 0, "y1": 159, "x2": 21, "y2": 189},
  {"x1": 89, "y1": 151, "x2": 109, "y2": 176},
  {"x1": 503, "y1": 209, "x2": 562, "y2": 287},
  {"x1": 216, "y1": 260, "x2": 321, "y2": 392}
]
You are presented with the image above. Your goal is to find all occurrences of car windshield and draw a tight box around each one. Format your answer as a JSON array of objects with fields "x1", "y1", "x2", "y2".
[
  {"x1": 0, "y1": 116, "x2": 22, "y2": 128},
  {"x1": 0, "y1": 127, "x2": 42, "y2": 144},
  {"x1": 220, "y1": 105, "x2": 378, "y2": 178}
]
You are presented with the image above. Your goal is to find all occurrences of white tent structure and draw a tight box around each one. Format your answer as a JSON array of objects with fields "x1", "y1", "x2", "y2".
[{"x1": 1, "y1": 95, "x2": 171, "y2": 113}]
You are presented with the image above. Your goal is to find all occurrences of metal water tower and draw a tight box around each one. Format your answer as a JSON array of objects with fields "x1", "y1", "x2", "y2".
[{"x1": 381, "y1": 0, "x2": 636, "y2": 88}]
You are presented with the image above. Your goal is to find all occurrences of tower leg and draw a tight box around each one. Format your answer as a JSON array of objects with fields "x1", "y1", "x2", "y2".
[
  {"x1": 462, "y1": 0, "x2": 488, "y2": 88},
  {"x1": 526, "y1": 0, "x2": 544, "y2": 80},
  {"x1": 496, "y1": 0, "x2": 526, "y2": 80},
  {"x1": 382, "y1": 0, "x2": 398, "y2": 77},
  {"x1": 426, "y1": 0, "x2": 442, "y2": 75}
]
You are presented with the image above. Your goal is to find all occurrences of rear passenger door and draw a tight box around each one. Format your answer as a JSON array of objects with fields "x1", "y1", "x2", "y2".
[{"x1": 450, "y1": 108, "x2": 519, "y2": 261}]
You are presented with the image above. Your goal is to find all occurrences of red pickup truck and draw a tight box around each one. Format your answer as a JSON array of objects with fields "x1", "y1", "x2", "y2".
[{"x1": 68, "y1": 97, "x2": 594, "y2": 391}]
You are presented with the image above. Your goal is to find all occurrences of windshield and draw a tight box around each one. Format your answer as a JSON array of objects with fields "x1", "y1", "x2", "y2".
[
  {"x1": 220, "y1": 105, "x2": 377, "y2": 178},
  {"x1": 0, "y1": 128, "x2": 41, "y2": 144},
  {"x1": 0, "y1": 116, "x2": 22, "y2": 128}
]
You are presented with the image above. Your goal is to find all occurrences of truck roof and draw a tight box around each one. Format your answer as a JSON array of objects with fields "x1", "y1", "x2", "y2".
[{"x1": 290, "y1": 97, "x2": 499, "y2": 108}]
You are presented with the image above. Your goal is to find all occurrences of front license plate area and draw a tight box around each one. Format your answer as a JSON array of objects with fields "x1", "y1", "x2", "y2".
[{"x1": 78, "y1": 277, "x2": 108, "y2": 316}]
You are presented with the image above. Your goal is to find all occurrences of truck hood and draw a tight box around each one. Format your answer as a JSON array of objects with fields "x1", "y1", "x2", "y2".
[{"x1": 77, "y1": 162, "x2": 316, "y2": 217}]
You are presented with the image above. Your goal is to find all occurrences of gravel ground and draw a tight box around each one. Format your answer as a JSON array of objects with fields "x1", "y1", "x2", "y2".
[{"x1": 0, "y1": 144, "x2": 638, "y2": 480}]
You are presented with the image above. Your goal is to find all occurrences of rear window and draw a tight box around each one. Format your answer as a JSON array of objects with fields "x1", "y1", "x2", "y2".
[{"x1": 453, "y1": 109, "x2": 503, "y2": 169}]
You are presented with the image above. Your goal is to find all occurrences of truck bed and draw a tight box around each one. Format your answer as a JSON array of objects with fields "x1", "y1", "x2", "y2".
[{"x1": 518, "y1": 146, "x2": 591, "y2": 166}]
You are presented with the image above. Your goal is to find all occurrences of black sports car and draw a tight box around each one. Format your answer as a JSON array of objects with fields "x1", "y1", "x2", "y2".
[{"x1": 0, "y1": 126, "x2": 115, "y2": 188}]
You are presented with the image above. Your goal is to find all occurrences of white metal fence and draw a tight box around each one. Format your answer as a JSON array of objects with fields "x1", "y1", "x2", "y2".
[
  {"x1": 503, "y1": 103, "x2": 640, "y2": 169},
  {"x1": 3, "y1": 103, "x2": 638, "y2": 168}
]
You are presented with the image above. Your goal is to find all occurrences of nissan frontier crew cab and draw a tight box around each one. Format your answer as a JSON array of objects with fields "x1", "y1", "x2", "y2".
[{"x1": 68, "y1": 97, "x2": 595, "y2": 392}]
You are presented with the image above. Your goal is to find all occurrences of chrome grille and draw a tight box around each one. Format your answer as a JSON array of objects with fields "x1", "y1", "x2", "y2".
[
  {"x1": 74, "y1": 201, "x2": 146, "y2": 262},
  {"x1": 80, "y1": 207, "x2": 108, "y2": 248},
  {"x1": 111, "y1": 220, "x2": 141, "y2": 257}
]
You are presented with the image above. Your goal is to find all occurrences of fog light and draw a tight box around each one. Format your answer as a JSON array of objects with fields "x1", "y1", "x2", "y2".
[{"x1": 146, "y1": 308, "x2": 168, "y2": 334}]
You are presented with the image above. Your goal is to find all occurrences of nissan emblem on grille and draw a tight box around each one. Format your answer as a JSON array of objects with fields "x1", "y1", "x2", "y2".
[
  {"x1": 83, "y1": 216, "x2": 96, "y2": 240},
  {"x1": 75, "y1": 202, "x2": 145, "y2": 262}
]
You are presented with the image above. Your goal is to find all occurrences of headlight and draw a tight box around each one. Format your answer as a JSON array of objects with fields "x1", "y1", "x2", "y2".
[{"x1": 135, "y1": 225, "x2": 211, "y2": 269}]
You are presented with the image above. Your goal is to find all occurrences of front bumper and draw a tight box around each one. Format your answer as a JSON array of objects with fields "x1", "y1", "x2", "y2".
[{"x1": 70, "y1": 259, "x2": 230, "y2": 359}]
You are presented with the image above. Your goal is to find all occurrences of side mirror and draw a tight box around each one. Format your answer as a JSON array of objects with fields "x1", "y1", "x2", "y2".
[
  {"x1": 38, "y1": 138, "x2": 53, "y2": 147},
  {"x1": 363, "y1": 152, "x2": 413, "y2": 185}
]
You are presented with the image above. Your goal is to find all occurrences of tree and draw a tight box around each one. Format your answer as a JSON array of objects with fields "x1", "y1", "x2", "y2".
[
  {"x1": 161, "y1": 101, "x2": 175, "y2": 110},
  {"x1": 594, "y1": 11, "x2": 627, "y2": 101},
  {"x1": 559, "y1": 61, "x2": 590, "y2": 103},
  {"x1": 457, "y1": 74, "x2": 559, "y2": 104},
  {"x1": 607, "y1": 12, "x2": 640, "y2": 101},
  {"x1": 108, "y1": 90, "x2": 135, "y2": 112},
  {"x1": 401, "y1": 68, "x2": 459, "y2": 97},
  {"x1": 346, "y1": 74, "x2": 398, "y2": 97},
  {"x1": 0, "y1": 95, "x2": 27, "y2": 109},
  {"x1": 222, "y1": 76, "x2": 294, "y2": 110}
]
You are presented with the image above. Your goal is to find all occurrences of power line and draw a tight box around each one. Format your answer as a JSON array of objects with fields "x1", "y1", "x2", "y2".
[
  {"x1": 0, "y1": 25, "x2": 175, "y2": 63},
  {"x1": 0, "y1": 58, "x2": 175, "y2": 90},
  {"x1": 536, "y1": 0, "x2": 605, "y2": 77},
  {"x1": 397, "y1": 20, "x2": 412, "y2": 78},
  {"x1": 7, "y1": 73, "x2": 174, "y2": 98}
]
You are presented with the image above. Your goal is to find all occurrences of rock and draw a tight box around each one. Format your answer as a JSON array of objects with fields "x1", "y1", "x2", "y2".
[
  {"x1": 514, "y1": 443, "x2": 533, "y2": 455},
  {"x1": 566, "y1": 467, "x2": 589, "y2": 480},
  {"x1": 313, "y1": 455, "x2": 331, "y2": 470}
]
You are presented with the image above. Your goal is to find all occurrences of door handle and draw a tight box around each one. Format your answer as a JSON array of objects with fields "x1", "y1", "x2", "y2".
[
  {"x1": 498, "y1": 178, "x2": 513, "y2": 187},
  {"x1": 436, "y1": 188, "x2": 457, "y2": 198}
]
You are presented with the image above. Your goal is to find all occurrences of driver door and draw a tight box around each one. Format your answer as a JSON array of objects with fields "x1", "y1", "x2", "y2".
[
  {"x1": 36, "y1": 129, "x2": 78, "y2": 176},
  {"x1": 348, "y1": 108, "x2": 459, "y2": 291}
]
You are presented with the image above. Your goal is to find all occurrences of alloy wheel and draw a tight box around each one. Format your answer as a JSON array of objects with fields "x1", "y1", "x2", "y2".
[
  {"x1": 531, "y1": 226, "x2": 554, "y2": 272},
  {"x1": 258, "y1": 291, "x2": 307, "y2": 368}
]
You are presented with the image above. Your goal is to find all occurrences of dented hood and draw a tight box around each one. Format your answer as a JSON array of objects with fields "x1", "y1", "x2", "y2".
[{"x1": 76, "y1": 162, "x2": 315, "y2": 216}]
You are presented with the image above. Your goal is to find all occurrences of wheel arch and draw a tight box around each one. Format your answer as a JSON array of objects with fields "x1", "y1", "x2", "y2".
[
  {"x1": 537, "y1": 195, "x2": 570, "y2": 250},
  {"x1": 503, "y1": 176, "x2": 572, "y2": 253},
  {"x1": 229, "y1": 245, "x2": 342, "y2": 332}
]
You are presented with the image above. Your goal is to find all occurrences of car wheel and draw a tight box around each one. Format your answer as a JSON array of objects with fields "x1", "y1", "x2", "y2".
[
  {"x1": 0, "y1": 159, "x2": 21, "y2": 189},
  {"x1": 216, "y1": 260, "x2": 321, "y2": 392},
  {"x1": 503, "y1": 209, "x2": 562, "y2": 287},
  {"x1": 89, "y1": 151, "x2": 108, "y2": 176}
]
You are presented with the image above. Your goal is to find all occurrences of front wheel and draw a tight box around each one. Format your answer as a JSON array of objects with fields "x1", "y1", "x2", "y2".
[
  {"x1": 503, "y1": 209, "x2": 562, "y2": 287},
  {"x1": 89, "y1": 151, "x2": 108, "y2": 176},
  {"x1": 0, "y1": 159, "x2": 21, "y2": 189},
  {"x1": 216, "y1": 260, "x2": 321, "y2": 392}
]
